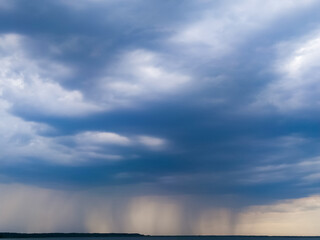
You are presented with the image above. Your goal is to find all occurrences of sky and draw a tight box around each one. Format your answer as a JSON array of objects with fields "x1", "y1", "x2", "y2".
[{"x1": 1, "y1": 0, "x2": 320, "y2": 236}]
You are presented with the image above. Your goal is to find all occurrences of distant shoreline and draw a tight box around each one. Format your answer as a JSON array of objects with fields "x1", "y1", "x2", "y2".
[
  {"x1": 0, "y1": 233, "x2": 143, "y2": 238},
  {"x1": 1, "y1": 234, "x2": 320, "y2": 238}
]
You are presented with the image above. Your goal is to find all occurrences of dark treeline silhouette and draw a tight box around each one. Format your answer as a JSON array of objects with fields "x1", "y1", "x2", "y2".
[
  {"x1": 2, "y1": 234, "x2": 320, "y2": 239},
  {"x1": 0, "y1": 233, "x2": 143, "y2": 238}
]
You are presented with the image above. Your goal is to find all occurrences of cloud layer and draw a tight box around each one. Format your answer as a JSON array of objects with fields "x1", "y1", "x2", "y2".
[{"x1": 1, "y1": 0, "x2": 320, "y2": 235}]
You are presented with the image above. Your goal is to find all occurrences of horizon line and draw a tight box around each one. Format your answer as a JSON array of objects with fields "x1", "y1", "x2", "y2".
[{"x1": 1, "y1": 233, "x2": 320, "y2": 238}]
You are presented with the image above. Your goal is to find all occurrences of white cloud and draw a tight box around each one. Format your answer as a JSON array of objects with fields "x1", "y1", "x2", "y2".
[
  {"x1": 0, "y1": 99, "x2": 169, "y2": 164},
  {"x1": 58, "y1": 0, "x2": 125, "y2": 10},
  {"x1": 0, "y1": 34, "x2": 146, "y2": 165},
  {"x1": 170, "y1": 0, "x2": 317, "y2": 58},
  {"x1": 0, "y1": 99, "x2": 71, "y2": 164},
  {"x1": 75, "y1": 131, "x2": 132, "y2": 146},
  {"x1": 241, "y1": 153, "x2": 320, "y2": 185},
  {"x1": 0, "y1": 99, "x2": 118, "y2": 164},
  {"x1": 70, "y1": 131, "x2": 168, "y2": 153},
  {"x1": 0, "y1": 34, "x2": 102, "y2": 117},
  {"x1": 256, "y1": 30, "x2": 320, "y2": 111},
  {"x1": 137, "y1": 135, "x2": 167, "y2": 149},
  {"x1": 97, "y1": 49, "x2": 190, "y2": 108},
  {"x1": 0, "y1": 106, "x2": 127, "y2": 164}
]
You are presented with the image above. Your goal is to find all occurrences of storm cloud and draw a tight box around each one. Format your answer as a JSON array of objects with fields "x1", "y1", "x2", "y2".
[{"x1": 1, "y1": 0, "x2": 320, "y2": 235}]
